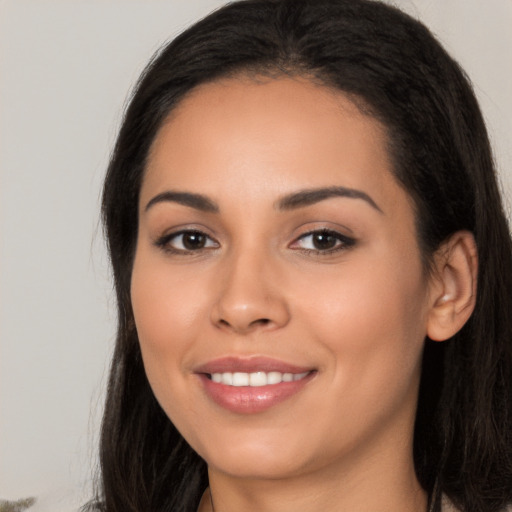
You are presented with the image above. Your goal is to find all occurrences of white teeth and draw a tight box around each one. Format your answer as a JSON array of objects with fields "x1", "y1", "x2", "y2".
[
  {"x1": 210, "y1": 371, "x2": 309, "y2": 387},
  {"x1": 232, "y1": 372, "x2": 249, "y2": 386},
  {"x1": 221, "y1": 372, "x2": 233, "y2": 385},
  {"x1": 249, "y1": 371, "x2": 267, "y2": 387},
  {"x1": 267, "y1": 371, "x2": 282, "y2": 385}
]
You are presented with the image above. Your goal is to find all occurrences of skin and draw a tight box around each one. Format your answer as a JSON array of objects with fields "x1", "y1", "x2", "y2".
[{"x1": 131, "y1": 77, "x2": 476, "y2": 512}]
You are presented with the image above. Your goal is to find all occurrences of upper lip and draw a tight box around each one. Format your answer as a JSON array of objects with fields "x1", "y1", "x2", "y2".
[{"x1": 194, "y1": 356, "x2": 314, "y2": 375}]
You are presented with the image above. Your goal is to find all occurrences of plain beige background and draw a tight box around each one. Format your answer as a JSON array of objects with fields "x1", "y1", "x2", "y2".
[{"x1": 1, "y1": 1, "x2": 510, "y2": 510}]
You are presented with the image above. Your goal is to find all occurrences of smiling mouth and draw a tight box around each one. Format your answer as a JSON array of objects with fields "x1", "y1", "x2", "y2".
[
  {"x1": 207, "y1": 371, "x2": 311, "y2": 387},
  {"x1": 196, "y1": 357, "x2": 316, "y2": 413}
]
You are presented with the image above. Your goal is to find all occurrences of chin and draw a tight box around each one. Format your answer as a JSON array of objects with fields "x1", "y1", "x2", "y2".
[{"x1": 196, "y1": 431, "x2": 313, "y2": 479}]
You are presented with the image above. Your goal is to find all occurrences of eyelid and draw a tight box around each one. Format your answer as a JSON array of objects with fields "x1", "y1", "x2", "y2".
[
  {"x1": 152, "y1": 224, "x2": 356, "y2": 256},
  {"x1": 154, "y1": 228, "x2": 220, "y2": 254},
  {"x1": 289, "y1": 228, "x2": 356, "y2": 254}
]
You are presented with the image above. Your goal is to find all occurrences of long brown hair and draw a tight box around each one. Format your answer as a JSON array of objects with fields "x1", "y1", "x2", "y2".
[{"x1": 92, "y1": 1, "x2": 512, "y2": 510}]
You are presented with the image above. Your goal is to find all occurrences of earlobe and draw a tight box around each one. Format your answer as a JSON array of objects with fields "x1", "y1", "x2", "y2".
[{"x1": 426, "y1": 231, "x2": 478, "y2": 342}]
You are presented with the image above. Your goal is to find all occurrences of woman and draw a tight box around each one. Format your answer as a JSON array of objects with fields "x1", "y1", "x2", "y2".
[{"x1": 92, "y1": 0, "x2": 512, "y2": 511}]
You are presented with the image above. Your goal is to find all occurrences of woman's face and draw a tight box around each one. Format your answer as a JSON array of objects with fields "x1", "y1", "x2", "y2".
[{"x1": 131, "y1": 77, "x2": 434, "y2": 480}]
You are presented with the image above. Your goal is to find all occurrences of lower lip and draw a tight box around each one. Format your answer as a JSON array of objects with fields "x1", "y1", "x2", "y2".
[{"x1": 198, "y1": 373, "x2": 315, "y2": 414}]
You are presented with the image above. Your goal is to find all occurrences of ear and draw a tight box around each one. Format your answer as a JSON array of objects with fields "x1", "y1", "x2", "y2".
[{"x1": 427, "y1": 231, "x2": 478, "y2": 342}]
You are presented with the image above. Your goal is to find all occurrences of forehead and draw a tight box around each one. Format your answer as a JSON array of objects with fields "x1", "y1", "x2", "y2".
[{"x1": 143, "y1": 76, "x2": 407, "y2": 215}]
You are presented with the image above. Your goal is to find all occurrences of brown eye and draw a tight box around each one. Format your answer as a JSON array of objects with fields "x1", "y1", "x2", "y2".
[
  {"x1": 155, "y1": 230, "x2": 219, "y2": 253},
  {"x1": 292, "y1": 229, "x2": 356, "y2": 254},
  {"x1": 311, "y1": 232, "x2": 338, "y2": 250},
  {"x1": 181, "y1": 232, "x2": 207, "y2": 250}
]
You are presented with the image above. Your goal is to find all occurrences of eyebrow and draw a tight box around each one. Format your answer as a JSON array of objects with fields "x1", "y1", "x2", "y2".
[
  {"x1": 145, "y1": 185, "x2": 382, "y2": 214},
  {"x1": 276, "y1": 186, "x2": 383, "y2": 213},
  {"x1": 145, "y1": 191, "x2": 219, "y2": 213}
]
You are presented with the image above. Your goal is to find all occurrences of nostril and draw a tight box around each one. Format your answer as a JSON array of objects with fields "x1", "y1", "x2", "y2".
[
  {"x1": 250, "y1": 318, "x2": 271, "y2": 327},
  {"x1": 216, "y1": 317, "x2": 272, "y2": 331}
]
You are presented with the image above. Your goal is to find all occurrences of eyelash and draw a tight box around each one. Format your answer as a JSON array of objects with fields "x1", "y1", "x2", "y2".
[
  {"x1": 155, "y1": 230, "x2": 219, "y2": 255},
  {"x1": 154, "y1": 228, "x2": 356, "y2": 256},
  {"x1": 291, "y1": 229, "x2": 356, "y2": 255}
]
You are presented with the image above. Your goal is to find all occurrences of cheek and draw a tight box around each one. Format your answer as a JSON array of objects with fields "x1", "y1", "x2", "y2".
[
  {"x1": 295, "y1": 253, "x2": 428, "y2": 398},
  {"x1": 130, "y1": 247, "x2": 209, "y2": 401},
  {"x1": 132, "y1": 254, "x2": 205, "y2": 347},
  {"x1": 130, "y1": 256, "x2": 216, "y2": 447}
]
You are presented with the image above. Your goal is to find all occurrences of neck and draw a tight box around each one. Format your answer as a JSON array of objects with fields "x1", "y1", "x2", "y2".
[{"x1": 199, "y1": 445, "x2": 427, "y2": 512}]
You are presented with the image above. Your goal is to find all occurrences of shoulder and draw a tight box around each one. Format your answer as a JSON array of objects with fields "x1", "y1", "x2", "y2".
[
  {"x1": 441, "y1": 496, "x2": 458, "y2": 512},
  {"x1": 441, "y1": 495, "x2": 512, "y2": 512}
]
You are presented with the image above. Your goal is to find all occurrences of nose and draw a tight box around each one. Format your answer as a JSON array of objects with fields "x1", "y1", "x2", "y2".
[{"x1": 210, "y1": 249, "x2": 290, "y2": 335}]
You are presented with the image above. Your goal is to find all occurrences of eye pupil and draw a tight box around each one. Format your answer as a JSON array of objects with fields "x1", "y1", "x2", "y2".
[
  {"x1": 183, "y1": 232, "x2": 206, "y2": 250},
  {"x1": 313, "y1": 232, "x2": 337, "y2": 250}
]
